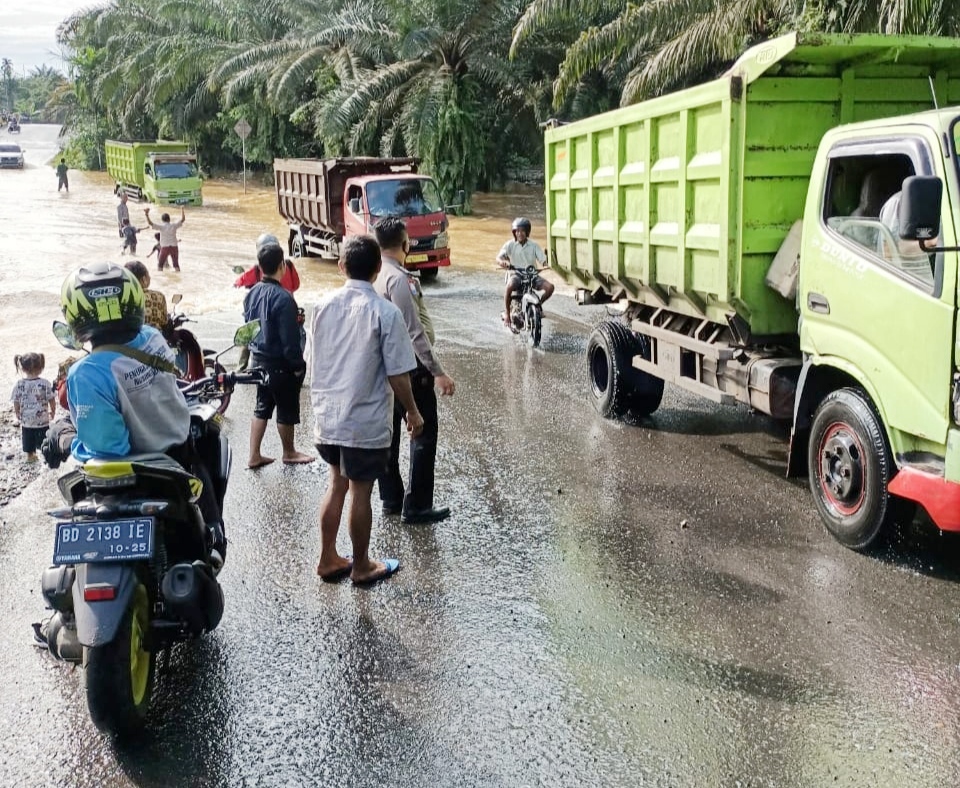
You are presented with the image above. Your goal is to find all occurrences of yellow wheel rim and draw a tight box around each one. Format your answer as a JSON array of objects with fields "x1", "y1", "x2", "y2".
[{"x1": 129, "y1": 584, "x2": 150, "y2": 706}]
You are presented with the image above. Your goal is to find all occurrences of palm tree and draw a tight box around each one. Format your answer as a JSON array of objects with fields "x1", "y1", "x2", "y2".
[
  {"x1": 312, "y1": 0, "x2": 534, "y2": 200},
  {"x1": 2, "y1": 57, "x2": 14, "y2": 113},
  {"x1": 512, "y1": 0, "x2": 960, "y2": 107},
  {"x1": 212, "y1": 0, "x2": 536, "y2": 200}
]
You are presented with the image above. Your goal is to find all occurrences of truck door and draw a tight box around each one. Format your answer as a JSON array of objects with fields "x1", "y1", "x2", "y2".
[{"x1": 801, "y1": 135, "x2": 956, "y2": 451}]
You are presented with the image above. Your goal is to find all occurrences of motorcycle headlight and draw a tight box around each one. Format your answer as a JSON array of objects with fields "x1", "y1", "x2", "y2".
[{"x1": 434, "y1": 231, "x2": 449, "y2": 248}]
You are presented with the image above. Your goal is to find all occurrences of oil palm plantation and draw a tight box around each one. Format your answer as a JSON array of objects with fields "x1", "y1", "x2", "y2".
[
  {"x1": 212, "y1": 0, "x2": 540, "y2": 200},
  {"x1": 511, "y1": 0, "x2": 960, "y2": 107}
]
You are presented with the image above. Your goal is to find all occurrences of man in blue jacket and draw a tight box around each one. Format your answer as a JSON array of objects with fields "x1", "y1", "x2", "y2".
[{"x1": 243, "y1": 239, "x2": 314, "y2": 468}]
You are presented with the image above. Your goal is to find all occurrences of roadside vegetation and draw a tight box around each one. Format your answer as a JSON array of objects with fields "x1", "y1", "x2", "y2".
[
  {"x1": 1, "y1": 59, "x2": 70, "y2": 123},
  {"x1": 15, "y1": 0, "x2": 954, "y2": 201}
]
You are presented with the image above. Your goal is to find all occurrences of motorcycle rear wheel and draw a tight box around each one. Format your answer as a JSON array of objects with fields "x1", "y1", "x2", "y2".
[{"x1": 85, "y1": 582, "x2": 155, "y2": 736}]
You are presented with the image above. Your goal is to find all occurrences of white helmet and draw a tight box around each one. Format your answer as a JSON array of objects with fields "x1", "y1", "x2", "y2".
[{"x1": 255, "y1": 232, "x2": 281, "y2": 251}]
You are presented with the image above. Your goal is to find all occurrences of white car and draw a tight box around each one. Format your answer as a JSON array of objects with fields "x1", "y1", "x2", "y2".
[{"x1": 0, "y1": 143, "x2": 24, "y2": 168}]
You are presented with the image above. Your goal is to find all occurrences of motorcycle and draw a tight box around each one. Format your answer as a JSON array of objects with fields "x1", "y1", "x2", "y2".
[
  {"x1": 503, "y1": 264, "x2": 548, "y2": 348},
  {"x1": 166, "y1": 294, "x2": 231, "y2": 414},
  {"x1": 34, "y1": 319, "x2": 263, "y2": 737},
  {"x1": 7, "y1": 121, "x2": 20, "y2": 134}
]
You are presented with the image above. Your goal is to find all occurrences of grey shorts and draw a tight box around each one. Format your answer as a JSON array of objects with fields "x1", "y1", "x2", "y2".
[
  {"x1": 506, "y1": 272, "x2": 546, "y2": 290},
  {"x1": 317, "y1": 444, "x2": 389, "y2": 482}
]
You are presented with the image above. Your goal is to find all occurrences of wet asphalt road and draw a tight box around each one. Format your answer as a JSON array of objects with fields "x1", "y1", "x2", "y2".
[{"x1": 3, "y1": 269, "x2": 960, "y2": 787}]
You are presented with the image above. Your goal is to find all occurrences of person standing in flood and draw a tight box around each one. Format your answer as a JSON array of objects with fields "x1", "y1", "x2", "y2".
[
  {"x1": 243, "y1": 240, "x2": 314, "y2": 468},
  {"x1": 55, "y1": 159, "x2": 69, "y2": 192},
  {"x1": 145, "y1": 206, "x2": 185, "y2": 271},
  {"x1": 310, "y1": 234, "x2": 423, "y2": 585},
  {"x1": 372, "y1": 217, "x2": 455, "y2": 524},
  {"x1": 117, "y1": 192, "x2": 130, "y2": 237}
]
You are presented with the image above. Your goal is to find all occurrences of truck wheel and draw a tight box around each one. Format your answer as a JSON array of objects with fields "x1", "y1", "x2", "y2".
[
  {"x1": 807, "y1": 388, "x2": 912, "y2": 550},
  {"x1": 587, "y1": 320, "x2": 663, "y2": 418},
  {"x1": 420, "y1": 268, "x2": 438, "y2": 283},
  {"x1": 84, "y1": 582, "x2": 154, "y2": 736},
  {"x1": 292, "y1": 237, "x2": 305, "y2": 258}
]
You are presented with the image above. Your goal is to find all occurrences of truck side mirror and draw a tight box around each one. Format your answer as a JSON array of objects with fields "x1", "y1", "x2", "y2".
[
  {"x1": 349, "y1": 197, "x2": 361, "y2": 214},
  {"x1": 898, "y1": 176, "x2": 942, "y2": 241}
]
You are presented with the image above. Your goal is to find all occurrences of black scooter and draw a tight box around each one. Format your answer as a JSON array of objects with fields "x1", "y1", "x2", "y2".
[{"x1": 35, "y1": 319, "x2": 262, "y2": 737}]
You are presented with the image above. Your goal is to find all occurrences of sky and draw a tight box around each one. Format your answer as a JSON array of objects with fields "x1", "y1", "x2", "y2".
[{"x1": 0, "y1": 0, "x2": 93, "y2": 75}]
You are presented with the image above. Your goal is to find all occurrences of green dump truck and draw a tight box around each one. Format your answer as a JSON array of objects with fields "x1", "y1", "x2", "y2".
[
  {"x1": 105, "y1": 140, "x2": 203, "y2": 206},
  {"x1": 546, "y1": 31, "x2": 960, "y2": 550}
]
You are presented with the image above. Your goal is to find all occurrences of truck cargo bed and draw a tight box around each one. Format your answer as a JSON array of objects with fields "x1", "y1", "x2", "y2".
[{"x1": 546, "y1": 32, "x2": 960, "y2": 337}]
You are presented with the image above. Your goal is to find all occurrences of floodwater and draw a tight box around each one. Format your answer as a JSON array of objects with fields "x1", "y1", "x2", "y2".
[
  {"x1": 3, "y1": 125, "x2": 960, "y2": 787},
  {"x1": 0, "y1": 123, "x2": 549, "y2": 397}
]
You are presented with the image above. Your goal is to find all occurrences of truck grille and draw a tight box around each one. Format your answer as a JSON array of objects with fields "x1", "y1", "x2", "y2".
[{"x1": 409, "y1": 236, "x2": 435, "y2": 251}]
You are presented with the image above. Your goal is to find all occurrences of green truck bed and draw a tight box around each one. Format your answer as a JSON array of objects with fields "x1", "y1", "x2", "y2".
[{"x1": 545, "y1": 32, "x2": 960, "y2": 336}]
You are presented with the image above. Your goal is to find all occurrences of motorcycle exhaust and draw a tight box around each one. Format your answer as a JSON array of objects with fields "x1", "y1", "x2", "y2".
[
  {"x1": 41, "y1": 612, "x2": 83, "y2": 663},
  {"x1": 161, "y1": 561, "x2": 224, "y2": 635}
]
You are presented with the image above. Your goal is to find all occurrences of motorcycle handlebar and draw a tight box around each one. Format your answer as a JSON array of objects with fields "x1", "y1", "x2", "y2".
[{"x1": 179, "y1": 367, "x2": 266, "y2": 396}]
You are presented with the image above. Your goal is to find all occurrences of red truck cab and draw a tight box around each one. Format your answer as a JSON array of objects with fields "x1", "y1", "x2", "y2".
[{"x1": 343, "y1": 174, "x2": 449, "y2": 278}]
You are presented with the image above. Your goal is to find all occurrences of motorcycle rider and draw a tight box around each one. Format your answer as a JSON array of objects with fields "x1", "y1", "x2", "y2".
[
  {"x1": 496, "y1": 217, "x2": 554, "y2": 331},
  {"x1": 45, "y1": 261, "x2": 227, "y2": 565}
]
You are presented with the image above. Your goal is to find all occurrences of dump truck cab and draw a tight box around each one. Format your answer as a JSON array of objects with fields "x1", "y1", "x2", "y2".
[
  {"x1": 342, "y1": 173, "x2": 450, "y2": 273},
  {"x1": 793, "y1": 109, "x2": 960, "y2": 537},
  {"x1": 142, "y1": 153, "x2": 202, "y2": 206}
]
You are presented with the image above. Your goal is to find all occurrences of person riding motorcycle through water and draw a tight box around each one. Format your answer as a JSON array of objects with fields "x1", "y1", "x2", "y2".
[
  {"x1": 496, "y1": 217, "x2": 554, "y2": 332},
  {"x1": 45, "y1": 261, "x2": 227, "y2": 566}
]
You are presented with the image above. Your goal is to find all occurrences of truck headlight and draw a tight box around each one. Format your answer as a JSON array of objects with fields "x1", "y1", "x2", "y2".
[
  {"x1": 434, "y1": 231, "x2": 448, "y2": 247},
  {"x1": 156, "y1": 191, "x2": 169, "y2": 198}
]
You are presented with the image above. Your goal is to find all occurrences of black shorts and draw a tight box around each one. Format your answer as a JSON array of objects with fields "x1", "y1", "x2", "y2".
[
  {"x1": 317, "y1": 444, "x2": 389, "y2": 482},
  {"x1": 22, "y1": 426, "x2": 47, "y2": 453},
  {"x1": 253, "y1": 368, "x2": 303, "y2": 425}
]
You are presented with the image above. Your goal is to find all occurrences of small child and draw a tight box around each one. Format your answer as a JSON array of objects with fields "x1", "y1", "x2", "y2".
[
  {"x1": 120, "y1": 218, "x2": 143, "y2": 255},
  {"x1": 147, "y1": 232, "x2": 161, "y2": 259},
  {"x1": 10, "y1": 353, "x2": 56, "y2": 462}
]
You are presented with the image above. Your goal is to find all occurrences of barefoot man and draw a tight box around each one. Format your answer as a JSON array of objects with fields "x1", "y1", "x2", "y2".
[{"x1": 243, "y1": 239, "x2": 314, "y2": 468}]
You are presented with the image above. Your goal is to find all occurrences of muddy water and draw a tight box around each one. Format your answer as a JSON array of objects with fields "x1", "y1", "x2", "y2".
[{"x1": 0, "y1": 123, "x2": 546, "y2": 393}]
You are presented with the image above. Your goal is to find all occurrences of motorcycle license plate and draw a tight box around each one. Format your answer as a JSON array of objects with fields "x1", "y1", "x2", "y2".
[{"x1": 53, "y1": 518, "x2": 155, "y2": 565}]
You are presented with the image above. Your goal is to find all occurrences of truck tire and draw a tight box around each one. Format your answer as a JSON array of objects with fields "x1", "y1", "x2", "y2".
[
  {"x1": 292, "y1": 237, "x2": 305, "y2": 258},
  {"x1": 420, "y1": 267, "x2": 438, "y2": 283},
  {"x1": 587, "y1": 320, "x2": 663, "y2": 419},
  {"x1": 807, "y1": 388, "x2": 913, "y2": 551}
]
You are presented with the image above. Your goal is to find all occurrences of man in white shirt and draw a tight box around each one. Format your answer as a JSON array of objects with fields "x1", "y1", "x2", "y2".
[
  {"x1": 145, "y1": 206, "x2": 185, "y2": 271},
  {"x1": 309, "y1": 235, "x2": 424, "y2": 585},
  {"x1": 496, "y1": 217, "x2": 554, "y2": 331}
]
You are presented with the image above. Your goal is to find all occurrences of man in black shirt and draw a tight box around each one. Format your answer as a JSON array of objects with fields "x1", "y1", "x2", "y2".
[{"x1": 243, "y1": 240, "x2": 314, "y2": 467}]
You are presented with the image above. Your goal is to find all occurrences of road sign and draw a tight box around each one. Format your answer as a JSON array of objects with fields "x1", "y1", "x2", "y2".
[{"x1": 234, "y1": 119, "x2": 251, "y2": 140}]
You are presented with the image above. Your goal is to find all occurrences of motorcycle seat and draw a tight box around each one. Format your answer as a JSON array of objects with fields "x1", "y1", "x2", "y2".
[{"x1": 83, "y1": 453, "x2": 190, "y2": 479}]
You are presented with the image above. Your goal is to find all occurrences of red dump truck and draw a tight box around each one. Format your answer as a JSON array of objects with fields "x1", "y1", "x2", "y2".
[{"x1": 273, "y1": 157, "x2": 453, "y2": 280}]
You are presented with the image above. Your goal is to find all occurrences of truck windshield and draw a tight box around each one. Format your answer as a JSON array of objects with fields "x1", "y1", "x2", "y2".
[
  {"x1": 155, "y1": 161, "x2": 198, "y2": 179},
  {"x1": 366, "y1": 179, "x2": 443, "y2": 217}
]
